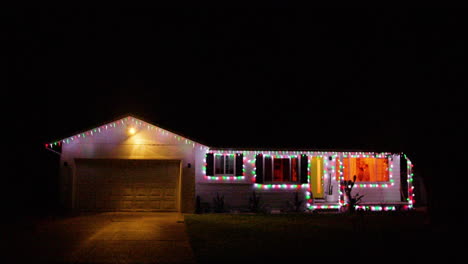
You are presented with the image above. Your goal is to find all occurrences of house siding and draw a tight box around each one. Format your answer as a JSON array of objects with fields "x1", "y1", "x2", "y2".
[
  {"x1": 196, "y1": 151, "x2": 404, "y2": 212},
  {"x1": 58, "y1": 117, "x2": 207, "y2": 213}
]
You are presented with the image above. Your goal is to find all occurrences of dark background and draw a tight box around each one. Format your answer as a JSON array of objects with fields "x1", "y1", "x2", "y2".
[{"x1": 4, "y1": 9, "x2": 465, "y2": 223}]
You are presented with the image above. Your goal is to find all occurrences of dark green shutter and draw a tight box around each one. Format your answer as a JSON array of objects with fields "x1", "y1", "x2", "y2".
[
  {"x1": 300, "y1": 154, "x2": 308, "y2": 183},
  {"x1": 235, "y1": 153, "x2": 243, "y2": 176},
  {"x1": 206, "y1": 153, "x2": 214, "y2": 176},
  {"x1": 255, "y1": 154, "x2": 264, "y2": 183}
]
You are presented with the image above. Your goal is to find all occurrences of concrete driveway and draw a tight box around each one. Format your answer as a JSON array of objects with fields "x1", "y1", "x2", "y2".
[{"x1": 8, "y1": 212, "x2": 196, "y2": 264}]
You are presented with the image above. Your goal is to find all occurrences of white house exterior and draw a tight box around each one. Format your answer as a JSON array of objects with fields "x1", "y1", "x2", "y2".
[{"x1": 46, "y1": 116, "x2": 415, "y2": 213}]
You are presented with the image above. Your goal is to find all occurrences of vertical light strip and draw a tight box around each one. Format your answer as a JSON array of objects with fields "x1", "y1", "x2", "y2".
[
  {"x1": 338, "y1": 154, "x2": 344, "y2": 207},
  {"x1": 405, "y1": 154, "x2": 415, "y2": 209}
]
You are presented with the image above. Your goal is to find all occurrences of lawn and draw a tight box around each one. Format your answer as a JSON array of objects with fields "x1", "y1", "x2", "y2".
[{"x1": 185, "y1": 211, "x2": 454, "y2": 263}]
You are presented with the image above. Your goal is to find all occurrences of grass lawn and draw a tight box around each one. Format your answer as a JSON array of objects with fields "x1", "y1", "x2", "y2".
[{"x1": 185, "y1": 211, "x2": 456, "y2": 263}]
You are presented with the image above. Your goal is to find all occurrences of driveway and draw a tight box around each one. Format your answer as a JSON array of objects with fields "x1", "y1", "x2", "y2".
[{"x1": 8, "y1": 212, "x2": 196, "y2": 264}]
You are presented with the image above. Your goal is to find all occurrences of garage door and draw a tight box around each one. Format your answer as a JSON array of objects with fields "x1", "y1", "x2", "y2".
[{"x1": 75, "y1": 159, "x2": 180, "y2": 212}]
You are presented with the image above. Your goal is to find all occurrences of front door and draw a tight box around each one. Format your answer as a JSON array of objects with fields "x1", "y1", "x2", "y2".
[{"x1": 310, "y1": 157, "x2": 324, "y2": 199}]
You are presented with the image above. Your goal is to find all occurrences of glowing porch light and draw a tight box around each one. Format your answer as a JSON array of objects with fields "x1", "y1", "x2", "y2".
[{"x1": 128, "y1": 127, "x2": 136, "y2": 135}]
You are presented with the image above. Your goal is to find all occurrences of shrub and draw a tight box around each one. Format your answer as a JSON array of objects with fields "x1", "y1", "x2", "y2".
[
  {"x1": 249, "y1": 191, "x2": 263, "y2": 213},
  {"x1": 285, "y1": 192, "x2": 305, "y2": 213},
  {"x1": 213, "y1": 193, "x2": 225, "y2": 213},
  {"x1": 195, "y1": 195, "x2": 202, "y2": 214}
]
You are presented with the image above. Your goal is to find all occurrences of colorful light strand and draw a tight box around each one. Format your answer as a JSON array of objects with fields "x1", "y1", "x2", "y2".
[
  {"x1": 338, "y1": 156, "x2": 345, "y2": 206},
  {"x1": 46, "y1": 116, "x2": 208, "y2": 150},
  {"x1": 309, "y1": 205, "x2": 340, "y2": 210},
  {"x1": 405, "y1": 154, "x2": 415, "y2": 209},
  {"x1": 306, "y1": 157, "x2": 313, "y2": 207},
  {"x1": 254, "y1": 183, "x2": 308, "y2": 190},
  {"x1": 355, "y1": 205, "x2": 396, "y2": 211},
  {"x1": 205, "y1": 176, "x2": 245, "y2": 181},
  {"x1": 46, "y1": 120, "x2": 414, "y2": 211}
]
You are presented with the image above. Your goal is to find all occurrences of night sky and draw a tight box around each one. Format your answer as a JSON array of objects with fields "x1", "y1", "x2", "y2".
[{"x1": 5, "y1": 9, "x2": 465, "y2": 220}]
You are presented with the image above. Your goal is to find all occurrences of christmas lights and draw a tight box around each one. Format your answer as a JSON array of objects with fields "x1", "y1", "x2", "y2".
[
  {"x1": 355, "y1": 205, "x2": 396, "y2": 211},
  {"x1": 254, "y1": 183, "x2": 308, "y2": 190},
  {"x1": 306, "y1": 158, "x2": 313, "y2": 206},
  {"x1": 45, "y1": 116, "x2": 208, "y2": 150},
  {"x1": 46, "y1": 119, "x2": 413, "y2": 212},
  {"x1": 309, "y1": 205, "x2": 340, "y2": 210},
  {"x1": 205, "y1": 176, "x2": 245, "y2": 181},
  {"x1": 404, "y1": 154, "x2": 415, "y2": 209},
  {"x1": 338, "y1": 156, "x2": 345, "y2": 206}
]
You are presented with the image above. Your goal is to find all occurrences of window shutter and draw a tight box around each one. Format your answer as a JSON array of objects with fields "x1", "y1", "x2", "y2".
[
  {"x1": 255, "y1": 154, "x2": 264, "y2": 183},
  {"x1": 206, "y1": 153, "x2": 214, "y2": 176},
  {"x1": 300, "y1": 154, "x2": 308, "y2": 184},
  {"x1": 235, "y1": 153, "x2": 243, "y2": 176}
]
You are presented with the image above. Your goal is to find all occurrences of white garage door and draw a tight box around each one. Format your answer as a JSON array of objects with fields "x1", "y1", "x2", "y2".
[{"x1": 75, "y1": 159, "x2": 180, "y2": 212}]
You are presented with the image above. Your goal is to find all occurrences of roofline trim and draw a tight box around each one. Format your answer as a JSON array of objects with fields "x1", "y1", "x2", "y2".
[{"x1": 45, "y1": 114, "x2": 208, "y2": 148}]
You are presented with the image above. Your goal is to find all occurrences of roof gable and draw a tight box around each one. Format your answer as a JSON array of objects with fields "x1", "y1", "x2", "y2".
[{"x1": 45, "y1": 115, "x2": 207, "y2": 149}]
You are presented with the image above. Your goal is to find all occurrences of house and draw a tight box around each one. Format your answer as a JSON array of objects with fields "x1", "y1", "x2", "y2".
[{"x1": 46, "y1": 115, "x2": 415, "y2": 213}]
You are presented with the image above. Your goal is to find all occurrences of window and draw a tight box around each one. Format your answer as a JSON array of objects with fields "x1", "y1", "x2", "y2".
[
  {"x1": 274, "y1": 158, "x2": 290, "y2": 181},
  {"x1": 214, "y1": 154, "x2": 235, "y2": 175},
  {"x1": 343, "y1": 158, "x2": 389, "y2": 182},
  {"x1": 264, "y1": 156, "x2": 299, "y2": 183},
  {"x1": 291, "y1": 157, "x2": 299, "y2": 182},
  {"x1": 214, "y1": 155, "x2": 225, "y2": 174},
  {"x1": 206, "y1": 153, "x2": 244, "y2": 177},
  {"x1": 225, "y1": 155, "x2": 234, "y2": 174},
  {"x1": 255, "y1": 154, "x2": 308, "y2": 184}
]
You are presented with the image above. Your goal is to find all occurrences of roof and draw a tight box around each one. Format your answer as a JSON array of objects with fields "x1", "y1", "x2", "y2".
[
  {"x1": 45, "y1": 114, "x2": 404, "y2": 155},
  {"x1": 45, "y1": 114, "x2": 208, "y2": 148},
  {"x1": 207, "y1": 147, "x2": 400, "y2": 157}
]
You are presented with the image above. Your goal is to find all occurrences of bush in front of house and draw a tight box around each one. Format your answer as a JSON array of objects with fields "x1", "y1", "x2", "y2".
[
  {"x1": 213, "y1": 192, "x2": 225, "y2": 213},
  {"x1": 284, "y1": 192, "x2": 305, "y2": 213}
]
